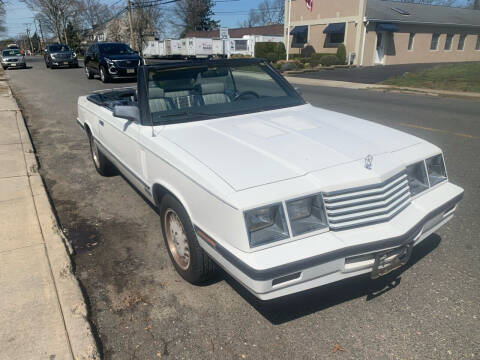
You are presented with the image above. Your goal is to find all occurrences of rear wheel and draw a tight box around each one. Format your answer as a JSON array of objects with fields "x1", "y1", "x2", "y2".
[
  {"x1": 99, "y1": 66, "x2": 111, "y2": 83},
  {"x1": 160, "y1": 195, "x2": 216, "y2": 284},
  {"x1": 88, "y1": 131, "x2": 114, "y2": 176},
  {"x1": 45, "y1": 60, "x2": 50, "y2": 68}
]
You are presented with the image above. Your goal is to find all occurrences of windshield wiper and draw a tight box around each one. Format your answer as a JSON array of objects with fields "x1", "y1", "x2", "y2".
[{"x1": 161, "y1": 111, "x2": 213, "y2": 118}]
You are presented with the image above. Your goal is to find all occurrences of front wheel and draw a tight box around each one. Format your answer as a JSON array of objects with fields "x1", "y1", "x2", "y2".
[
  {"x1": 85, "y1": 66, "x2": 94, "y2": 79},
  {"x1": 88, "y1": 132, "x2": 114, "y2": 176},
  {"x1": 160, "y1": 195, "x2": 216, "y2": 284},
  {"x1": 99, "y1": 66, "x2": 110, "y2": 83}
]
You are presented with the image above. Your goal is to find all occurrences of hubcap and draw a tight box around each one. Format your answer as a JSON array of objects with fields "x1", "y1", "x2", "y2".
[
  {"x1": 164, "y1": 209, "x2": 190, "y2": 270},
  {"x1": 100, "y1": 68, "x2": 105, "y2": 81},
  {"x1": 85, "y1": 67, "x2": 89, "y2": 77},
  {"x1": 90, "y1": 138, "x2": 100, "y2": 168}
]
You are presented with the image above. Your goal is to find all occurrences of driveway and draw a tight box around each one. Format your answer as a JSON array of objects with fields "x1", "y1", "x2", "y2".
[
  {"x1": 293, "y1": 62, "x2": 461, "y2": 84},
  {"x1": 6, "y1": 56, "x2": 480, "y2": 360}
]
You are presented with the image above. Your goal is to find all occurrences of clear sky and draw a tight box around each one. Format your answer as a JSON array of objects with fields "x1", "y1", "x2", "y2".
[{"x1": 3, "y1": 0, "x2": 264, "y2": 40}]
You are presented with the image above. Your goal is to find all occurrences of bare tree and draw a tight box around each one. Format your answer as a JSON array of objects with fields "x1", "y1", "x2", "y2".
[
  {"x1": 171, "y1": 0, "x2": 219, "y2": 37},
  {"x1": 240, "y1": 0, "x2": 284, "y2": 28},
  {"x1": 75, "y1": 0, "x2": 112, "y2": 30},
  {"x1": 0, "y1": 0, "x2": 6, "y2": 35}
]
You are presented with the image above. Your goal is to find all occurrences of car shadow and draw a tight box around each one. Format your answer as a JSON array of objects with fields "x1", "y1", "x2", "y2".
[{"x1": 223, "y1": 233, "x2": 441, "y2": 325}]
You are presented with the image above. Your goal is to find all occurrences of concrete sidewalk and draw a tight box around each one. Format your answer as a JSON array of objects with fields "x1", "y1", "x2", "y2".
[
  {"x1": 0, "y1": 71, "x2": 98, "y2": 359},
  {"x1": 286, "y1": 76, "x2": 480, "y2": 99}
]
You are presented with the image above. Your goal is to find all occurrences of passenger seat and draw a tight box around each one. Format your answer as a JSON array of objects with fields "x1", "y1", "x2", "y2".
[
  {"x1": 200, "y1": 83, "x2": 231, "y2": 105},
  {"x1": 149, "y1": 88, "x2": 173, "y2": 114},
  {"x1": 165, "y1": 90, "x2": 197, "y2": 109}
]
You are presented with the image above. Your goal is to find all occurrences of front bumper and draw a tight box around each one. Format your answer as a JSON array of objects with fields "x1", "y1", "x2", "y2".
[
  {"x1": 108, "y1": 66, "x2": 138, "y2": 78},
  {"x1": 196, "y1": 181, "x2": 464, "y2": 300},
  {"x1": 51, "y1": 59, "x2": 78, "y2": 67},
  {"x1": 2, "y1": 62, "x2": 26, "y2": 68}
]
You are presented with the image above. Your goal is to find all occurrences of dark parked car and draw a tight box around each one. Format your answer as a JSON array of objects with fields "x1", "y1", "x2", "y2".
[
  {"x1": 44, "y1": 44, "x2": 78, "y2": 68},
  {"x1": 84, "y1": 42, "x2": 142, "y2": 83}
]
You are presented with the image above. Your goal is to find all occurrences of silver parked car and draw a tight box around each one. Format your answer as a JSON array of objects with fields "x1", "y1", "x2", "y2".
[{"x1": 1, "y1": 49, "x2": 26, "y2": 69}]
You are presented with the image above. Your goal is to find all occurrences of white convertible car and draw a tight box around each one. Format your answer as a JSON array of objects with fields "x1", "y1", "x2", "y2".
[{"x1": 77, "y1": 59, "x2": 463, "y2": 300}]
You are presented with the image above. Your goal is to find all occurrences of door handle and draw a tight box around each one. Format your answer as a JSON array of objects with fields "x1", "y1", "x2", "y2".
[{"x1": 99, "y1": 120, "x2": 104, "y2": 126}]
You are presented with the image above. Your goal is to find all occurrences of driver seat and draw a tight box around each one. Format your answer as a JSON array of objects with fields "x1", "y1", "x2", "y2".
[
  {"x1": 200, "y1": 83, "x2": 231, "y2": 105},
  {"x1": 149, "y1": 88, "x2": 174, "y2": 114}
]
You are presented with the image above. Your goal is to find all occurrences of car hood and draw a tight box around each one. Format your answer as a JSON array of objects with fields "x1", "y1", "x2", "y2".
[
  {"x1": 104, "y1": 54, "x2": 140, "y2": 61},
  {"x1": 160, "y1": 104, "x2": 423, "y2": 191},
  {"x1": 2, "y1": 55, "x2": 22, "y2": 60}
]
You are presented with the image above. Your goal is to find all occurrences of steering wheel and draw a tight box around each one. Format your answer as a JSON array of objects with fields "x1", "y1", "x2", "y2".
[{"x1": 233, "y1": 91, "x2": 260, "y2": 101}]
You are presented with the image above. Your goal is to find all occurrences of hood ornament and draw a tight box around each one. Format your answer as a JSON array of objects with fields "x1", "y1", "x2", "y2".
[{"x1": 364, "y1": 154, "x2": 373, "y2": 170}]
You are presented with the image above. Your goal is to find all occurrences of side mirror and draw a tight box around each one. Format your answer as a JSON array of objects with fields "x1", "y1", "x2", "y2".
[
  {"x1": 113, "y1": 104, "x2": 140, "y2": 122},
  {"x1": 294, "y1": 86, "x2": 303, "y2": 96}
]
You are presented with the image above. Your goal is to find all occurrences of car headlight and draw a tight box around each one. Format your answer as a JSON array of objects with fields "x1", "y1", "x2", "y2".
[
  {"x1": 426, "y1": 154, "x2": 447, "y2": 186},
  {"x1": 105, "y1": 58, "x2": 114, "y2": 65},
  {"x1": 286, "y1": 194, "x2": 328, "y2": 236},
  {"x1": 244, "y1": 203, "x2": 289, "y2": 247},
  {"x1": 406, "y1": 161, "x2": 429, "y2": 196}
]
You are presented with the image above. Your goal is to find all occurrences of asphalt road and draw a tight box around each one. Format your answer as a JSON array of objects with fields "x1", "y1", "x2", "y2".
[
  {"x1": 7, "y1": 56, "x2": 480, "y2": 360},
  {"x1": 293, "y1": 62, "x2": 464, "y2": 84}
]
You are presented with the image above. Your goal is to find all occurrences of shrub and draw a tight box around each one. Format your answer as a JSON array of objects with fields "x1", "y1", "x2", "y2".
[
  {"x1": 274, "y1": 42, "x2": 286, "y2": 61},
  {"x1": 230, "y1": 54, "x2": 251, "y2": 58},
  {"x1": 273, "y1": 62, "x2": 282, "y2": 70},
  {"x1": 300, "y1": 45, "x2": 315, "y2": 57},
  {"x1": 336, "y1": 44, "x2": 347, "y2": 65},
  {"x1": 255, "y1": 42, "x2": 278, "y2": 62},
  {"x1": 320, "y1": 55, "x2": 339, "y2": 66},
  {"x1": 280, "y1": 62, "x2": 297, "y2": 71}
]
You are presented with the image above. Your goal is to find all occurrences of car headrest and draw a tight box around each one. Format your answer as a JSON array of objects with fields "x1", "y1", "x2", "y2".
[
  {"x1": 149, "y1": 87, "x2": 165, "y2": 99},
  {"x1": 201, "y1": 83, "x2": 225, "y2": 95}
]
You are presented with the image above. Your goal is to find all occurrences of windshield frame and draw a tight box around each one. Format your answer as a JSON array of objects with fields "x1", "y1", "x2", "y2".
[
  {"x1": 48, "y1": 44, "x2": 70, "y2": 52},
  {"x1": 140, "y1": 58, "x2": 305, "y2": 127},
  {"x1": 2, "y1": 49, "x2": 21, "y2": 57},
  {"x1": 99, "y1": 43, "x2": 136, "y2": 56}
]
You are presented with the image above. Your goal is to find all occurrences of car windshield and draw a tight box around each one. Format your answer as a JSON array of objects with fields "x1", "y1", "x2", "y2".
[
  {"x1": 2, "y1": 49, "x2": 20, "y2": 56},
  {"x1": 147, "y1": 61, "x2": 304, "y2": 125},
  {"x1": 49, "y1": 45, "x2": 70, "y2": 52},
  {"x1": 100, "y1": 43, "x2": 135, "y2": 55}
]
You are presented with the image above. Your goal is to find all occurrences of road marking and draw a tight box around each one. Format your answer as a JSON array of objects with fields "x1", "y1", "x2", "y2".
[{"x1": 399, "y1": 123, "x2": 479, "y2": 140}]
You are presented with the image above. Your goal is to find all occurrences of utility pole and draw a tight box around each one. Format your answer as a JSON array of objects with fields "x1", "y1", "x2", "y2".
[
  {"x1": 26, "y1": 26, "x2": 34, "y2": 54},
  {"x1": 127, "y1": 0, "x2": 135, "y2": 50},
  {"x1": 285, "y1": 0, "x2": 291, "y2": 61},
  {"x1": 37, "y1": 18, "x2": 46, "y2": 50}
]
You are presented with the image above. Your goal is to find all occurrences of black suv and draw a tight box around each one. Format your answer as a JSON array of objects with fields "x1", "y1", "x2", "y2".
[
  {"x1": 84, "y1": 42, "x2": 142, "y2": 83},
  {"x1": 44, "y1": 44, "x2": 78, "y2": 68}
]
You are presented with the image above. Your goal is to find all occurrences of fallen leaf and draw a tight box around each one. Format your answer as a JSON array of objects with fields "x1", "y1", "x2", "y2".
[
  {"x1": 333, "y1": 344, "x2": 345, "y2": 353},
  {"x1": 156, "y1": 351, "x2": 162, "y2": 358}
]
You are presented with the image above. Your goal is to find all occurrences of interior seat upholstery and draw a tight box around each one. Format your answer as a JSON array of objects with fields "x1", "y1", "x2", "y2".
[
  {"x1": 149, "y1": 88, "x2": 173, "y2": 113},
  {"x1": 200, "y1": 83, "x2": 231, "y2": 105},
  {"x1": 165, "y1": 90, "x2": 197, "y2": 109}
]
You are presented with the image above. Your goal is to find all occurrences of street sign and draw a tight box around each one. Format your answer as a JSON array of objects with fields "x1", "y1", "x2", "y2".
[{"x1": 220, "y1": 27, "x2": 229, "y2": 39}]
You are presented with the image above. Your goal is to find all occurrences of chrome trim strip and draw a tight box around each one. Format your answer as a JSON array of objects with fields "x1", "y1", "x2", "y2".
[{"x1": 324, "y1": 171, "x2": 407, "y2": 197}]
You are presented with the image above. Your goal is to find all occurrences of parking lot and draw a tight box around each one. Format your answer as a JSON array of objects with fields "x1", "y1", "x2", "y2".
[{"x1": 7, "y1": 55, "x2": 480, "y2": 359}]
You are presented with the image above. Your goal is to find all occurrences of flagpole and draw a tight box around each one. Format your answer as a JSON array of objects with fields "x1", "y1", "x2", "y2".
[{"x1": 286, "y1": 0, "x2": 292, "y2": 61}]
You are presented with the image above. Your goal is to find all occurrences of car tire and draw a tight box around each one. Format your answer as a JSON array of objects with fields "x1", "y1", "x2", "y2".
[
  {"x1": 2, "y1": 66, "x2": 6, "y2": 70},
  {"x1": 45, "y1": 61, "x2": 50, "y2": 68},
  {"x1": 160, "y1": 194, "x2": 216, "y2": 284},
  {"x1": 85, "y1": 66, "x2": 94, "y2": 79},
  {"x1": 88, "y1": 131, "x2": 114, "y2": 176},
  {"x1": 100, "y1": 66, "x2": 111, "y2": 83}
]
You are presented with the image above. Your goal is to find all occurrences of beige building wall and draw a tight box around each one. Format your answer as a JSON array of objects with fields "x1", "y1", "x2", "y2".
[
  {"x1": 287, "y1": 0, "x2": 360, "y2": 22},
  {"x1": 362, "y1": 24, "x2": 480, "y2": 66}
]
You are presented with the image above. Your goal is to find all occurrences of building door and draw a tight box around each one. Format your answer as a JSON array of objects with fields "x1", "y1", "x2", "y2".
[{"x1": 374, "y1": 32, "x2": 386, "y2": 65}]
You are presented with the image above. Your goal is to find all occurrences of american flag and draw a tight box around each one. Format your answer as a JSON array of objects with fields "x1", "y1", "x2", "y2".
[{"x1": 305, "y1": 0, "x2": 313, "y2": 11}]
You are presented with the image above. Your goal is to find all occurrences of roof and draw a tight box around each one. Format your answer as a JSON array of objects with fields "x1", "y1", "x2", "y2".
[
  {"x1": 184, "y1": 24, "x2": 284, "y2": 39},
  {"x1": 366, "y1": 0, "x2": 480, "y2": 28}
]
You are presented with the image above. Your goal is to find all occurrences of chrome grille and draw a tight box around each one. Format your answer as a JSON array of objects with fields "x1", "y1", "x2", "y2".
[
  {"x1": 114, "y1": 60, "x2": 138, "y2": 68},
  {"x1": 323, "y1": 171, "x2": 411, "y2": 230}
]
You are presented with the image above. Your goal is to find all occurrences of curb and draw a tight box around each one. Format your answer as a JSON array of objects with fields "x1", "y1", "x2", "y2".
[
  {"x1": 7, "y1": 79, "x2": 100, "y2": 359},
  {"x1": 285, "y1": 76, "x2": 480, "y2": 99}
]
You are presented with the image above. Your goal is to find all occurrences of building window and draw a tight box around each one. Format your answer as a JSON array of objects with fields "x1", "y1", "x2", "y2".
[
  {"x1": 323, "y1": 23, "x2": 345, "y2": 47},
  {"x1": 327, "y1": 33, "x2": 345, "y2": 45},
  {"x1": 430, "y1": 33, "x2": 440, "y2": 50},
  {"x1": 444, "y1": 34, "x2": 453, "y2": 50},
  {"x1": 476, "y1": 35, "x2": 480, "y2": 50},
  {"x1": 458, "y1": 34, "x2": 466, "y2": 50},
  {"x1": 234, "y1": 40, "x2": 248, "y2": 51},
  {"x1": 290, "y1": 26, "x2": 308, "y2": 48},
  {"x1": 408, "y1": 33, "x2": 415, "y2": 50}
]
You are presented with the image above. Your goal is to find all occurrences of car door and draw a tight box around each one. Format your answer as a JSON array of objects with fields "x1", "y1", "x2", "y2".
[
  {"x1": 85, "y1": 45, "x2": 93, "y2": 69},
  {"x1": 89, "y1": 44, "x2": 99, "y2": 73},
  {"x1": 98, "y1": 110, "x2": 145, "y2": 191}
]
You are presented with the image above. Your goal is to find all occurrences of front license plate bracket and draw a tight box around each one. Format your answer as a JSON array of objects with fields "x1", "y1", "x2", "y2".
[{"x1": 371, "y1": 242, "x2": 413, "y2": 279}]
